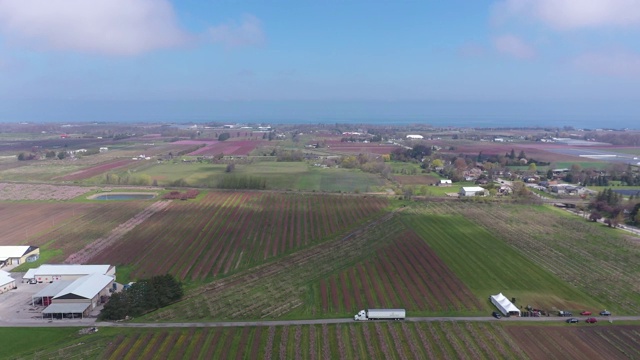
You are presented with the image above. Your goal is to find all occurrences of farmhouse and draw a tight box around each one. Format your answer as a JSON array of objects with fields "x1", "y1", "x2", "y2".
[
  {"x1": 36, "y1": 273, "x2": 114, "y2": 319},
  {"x1": 459, "y1": 186, "x2": 486, "y2": 197},
  {"x1": 0, "y1": 270, "x2": 16, "y2": 294},
  {"x1": 490, "y1": 293, "x2": 521, "y2": 317},
  {"x1": 0, "y1": 246, "x2": 40, "y2": 267},
  {"x1": 438, "y1": 179, "x2": 452, "y2": 186},
  {"x1": 23, "y1": 264, "x2": 115, "y2": 283},
  {"x1": 406, "y1": 134, "x2": 424, "y2": 140}
]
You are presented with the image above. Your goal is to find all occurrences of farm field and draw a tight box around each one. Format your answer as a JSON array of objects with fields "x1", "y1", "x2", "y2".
[
  {"x1": 145, "y1": 209, "x2": 404, "y2": 321},
  {"x1": 11, "y1": 201, "x2": 150, "y2": 267},
  {"x1": 0, "y1": 203, "x2": 95, "y2": 244},
  {"x1": 392, "y1": 174, "x2": 440, "y2": 186},
  {"x1": 323, "y1": 140, "x2": 400, "y2": 155},
  {"x1": 435, "y1": 202, "x2": 640, "y2": 314},
  {"x1": 56, "y1": 159, "x2": 137, "y2": 181},
  {"x1": 138, "y1": 161, "x2": 384, "y2": 192},
  {"x1": 182, "y1": 139, "x2": 268, "y2": 156},
  {"x1": 88, "y1": 192, "x2": 389, "y2": 281},
  {"x1": 402, "y1": 207, "x2": 604, "y2": 312},
  {"x1": 317, "y1": 231, "x2": 484, "y2": 316},
  {"x1": 8, "y1": 324, "x2": 640, "y2": 360},
  {"x1": 508, "y1": 325, "x2": 640, "y2": 360},
  {"x1": 0, "y1": 182, "x2": 95, "y2": 201},
  {"x1": 423, "y1": 181, "x2": 478, "y2": 196}
]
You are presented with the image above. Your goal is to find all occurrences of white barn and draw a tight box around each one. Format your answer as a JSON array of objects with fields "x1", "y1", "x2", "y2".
[
  {"x1": 0, "y1": 270, "x2": 16, "y2": 294},
  {"x1": 39, "y1": 273, "x2": 114, "y2": 319},
  {"x1": 23, "y1": 264, "x2": 115, "y2": 283},
  {"x1": 459, "y1": 186, "x2": 486, "y2": 197},
  {"x1": 438, "y1": 179, "x2": 452, "y2": 186},
  {"x1": 406, "y1": 134, "x2": 424, "y2": 140},
  {"x1": 490, "y1": 293, "x2": 520, "y2": 317},
  {"x1": 0, "y1": 246, "x2": 40, "y2": 266}
]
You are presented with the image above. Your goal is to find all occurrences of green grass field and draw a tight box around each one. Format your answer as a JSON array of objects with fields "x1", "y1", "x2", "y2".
[
  {"x1": 0, "y1": 327, "x2": 80, "y2": 359},
  {"x1": 402, "y1": 209, "x2": 603, "y2": 312},
  {"x1": 424, "y1": 181, "x2": 477, "y2": 196},
  {"x1": 137, "y1": 161, "x2": 384, "y2": 192}
]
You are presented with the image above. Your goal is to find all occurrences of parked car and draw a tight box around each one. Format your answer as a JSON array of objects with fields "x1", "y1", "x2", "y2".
[
  {"x1": 586, "y1": 318, "x2": 598, "y2": 323},
  {"x1": 492, "y1": 311, "x2": 502, "y2": 319},
  {"x1": 566, "y1": 318, "x2": 579, "y2": 323},
  {"x1": 599, "y1": 310, "x2": 611, "y2": 316},
  {"x1": 580, "y1": 311, "x2": 592, "y2": 316}
]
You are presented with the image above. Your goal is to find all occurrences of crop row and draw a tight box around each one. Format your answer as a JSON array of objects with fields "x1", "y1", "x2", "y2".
[
  {"x1": 90, "y1": 192, "x2": 388, "y2": 280},
  {"x1": 26, "y1": 322, "x2": 540, "y2": 360},
  {"x1": 438, "y1": 202, "x2": 640, "y2": 314},
  {"x1": 0, "y1": 182, "x2": 95, "y2": 201},
  {"x1": 57, "y1": 159, "x2": 136, "y2": 181},
  {"x1": 67, "y1": 200, "x2": 172, "y2": 264},
  {"x1": 318, "y1": 230, "x2": 482, "y2": 314},
  {"x1": 401, "y1": 206, "x2": 597, "y2": 312},
  {"x1": 508, "y1": 325, "x2": 640, "y2": 360},
  {"x1": 146, "y1": 209, "x2": 403, "y2": 320},
  {"x1": 23, "y1": 202, "x2": 149, "y2": 262},
  {"x1": 0, "y1": 203, "x2": 95, "y2": 245}
]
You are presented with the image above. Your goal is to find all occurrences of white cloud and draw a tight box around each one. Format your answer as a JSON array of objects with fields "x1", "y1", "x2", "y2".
[
  {"x1": 574, "y1": 51, "x2": 640, "y2": 76},
  {"x1": 208, "y1": 14, "x2": 265, "y2": 48},
  {"x1": 496, "y1": 0, "x2": 640, "y2": 29},
  {"x1": 494, "y1": 34, "x2": 535, "y2": 59},
  {"x1": 0, "y1": 0, "x2": 190, "y2": 56}
]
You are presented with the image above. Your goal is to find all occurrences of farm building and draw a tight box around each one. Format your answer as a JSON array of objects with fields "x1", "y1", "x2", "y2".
[
  {"x1": 406, "y1": 134, "x2": 424, "y2": 139},
  {"x1": 438, "y1": 179, "x2": 452, "y2": 186},
  {"x1": 459, "y1": 186, "x2": 486, "y2": 197},
  {"x1": 23, "y1": 264, "x2": 115, "y2": 283},
  {"x1": 490, "y1": 293, "x2": 520, "y2": 317},
  {"x1": 0, "y1": 246, "x2": 39, "y2": 267},
  {"x1": 0, "y1": 270, "x2": 16, "y2": 294},
  {"x1": 36, "y1": 273, "x2": 114, "y2": 319}
]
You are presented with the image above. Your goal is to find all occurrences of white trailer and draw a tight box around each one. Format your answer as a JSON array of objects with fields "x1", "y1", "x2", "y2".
[{"x1": 354, "y1": 309, "x2": 406, "y2": 321}]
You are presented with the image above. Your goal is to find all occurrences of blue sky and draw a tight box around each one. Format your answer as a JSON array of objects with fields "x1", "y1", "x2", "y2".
[{"x1": 0, "y1": 0, "x2": 639, "y2": 126}]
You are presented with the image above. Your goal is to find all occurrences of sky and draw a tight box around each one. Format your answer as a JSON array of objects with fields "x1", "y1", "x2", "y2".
[{"x1": 0, "y1": 0, "x2": 639, "y2": 126}]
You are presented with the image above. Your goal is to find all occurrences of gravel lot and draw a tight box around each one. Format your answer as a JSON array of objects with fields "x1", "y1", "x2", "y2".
[{"x1": 0, "y1": 272, "x2": 101, "y2": 324}]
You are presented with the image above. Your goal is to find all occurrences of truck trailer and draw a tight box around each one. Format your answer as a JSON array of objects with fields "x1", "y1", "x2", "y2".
[{"x1": 354, "y1": 309, "x2": 406, "y2": 321}]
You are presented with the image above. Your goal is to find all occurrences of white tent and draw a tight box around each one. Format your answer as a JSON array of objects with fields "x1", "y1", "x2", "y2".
[{"x1": 490, "y1": 293, "x2": 520, "y2": 316}]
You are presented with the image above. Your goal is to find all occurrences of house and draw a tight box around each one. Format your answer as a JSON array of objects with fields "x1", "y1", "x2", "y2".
[
  {"x1": 459, "y1": 186, "x2": 486, "y2": 197},
  {"x1": 490, "y1": 293, "x2": 520, "y2": 317},
  {"x1": 438, "y1": 179, "x2": 452, "y2": 186},
  {"x1": 463, "y1": 168, "x2": 483, "y2": 181},
  {"x1": 406, "y1": 134, "x2": 424, "y2": 140},
  {"x1": 0, "y1": 270, "x2": 16, "y2": 294},
  {"x1": 37, "y1": 273, "x2": 114, "y2": 319},
  {"x1": 550, "y1": 184, "x2": 577, "y2": 194},
  {"x1": 99, "y1": 147, "x2": 108, "y2": 152},
  {"x1": 0, "y1": 246, "x2": 39, "y2": 267},
  {"x1": 23, "y1": 264, "x2": 115, "y2": 283}
]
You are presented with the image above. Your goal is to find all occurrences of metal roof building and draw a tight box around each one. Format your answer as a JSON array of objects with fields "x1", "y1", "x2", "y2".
[
  {"x1": 0, "y1": 245, "x2": 39, "y2": 266},
  {"x1": 23, "y1": 264, "x2": 115, "y2": 283},
  {"x1": 39, "y1": 273, "x2": 115, "y2": 319},
  {"x1": 0, "y1": 270, "x2": 16, "y2": 294}
]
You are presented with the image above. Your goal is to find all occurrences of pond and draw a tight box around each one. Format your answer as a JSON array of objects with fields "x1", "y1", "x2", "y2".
[{"x1": 90, "y1": 193, "x2": 156, "y2": 200}]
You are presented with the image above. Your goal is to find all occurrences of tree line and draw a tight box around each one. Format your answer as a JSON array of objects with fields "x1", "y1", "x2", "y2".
[{"x1": 99, "y1": 274, "x2": 184, "y2": 321}]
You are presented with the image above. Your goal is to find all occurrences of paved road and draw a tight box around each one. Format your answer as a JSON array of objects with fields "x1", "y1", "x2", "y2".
[{"x1": 2, "y1": 316, "x2": 639, "y2": 328}]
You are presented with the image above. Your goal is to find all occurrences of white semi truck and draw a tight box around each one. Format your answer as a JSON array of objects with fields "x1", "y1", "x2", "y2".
[{"x1": 354, "y1": 309, "x2": 406, "y2": 321}]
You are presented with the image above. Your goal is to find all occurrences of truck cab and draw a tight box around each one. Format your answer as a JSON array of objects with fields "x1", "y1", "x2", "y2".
[{"x1": 354, "y1": 310, "x2": 367, "y2": 321}]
